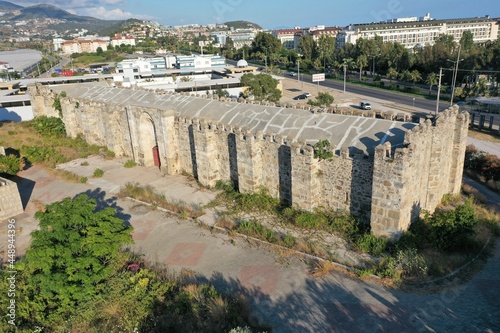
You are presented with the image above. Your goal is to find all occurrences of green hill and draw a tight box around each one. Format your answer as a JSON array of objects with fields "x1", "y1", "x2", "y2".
[{"x1": 224, "y1": 20, "x2": 262, "y2": 30}]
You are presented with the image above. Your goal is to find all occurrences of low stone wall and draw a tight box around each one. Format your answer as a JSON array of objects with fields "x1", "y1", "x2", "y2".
[{"x1": 0, "y1": 177, "x2": 24, "y2": 219}]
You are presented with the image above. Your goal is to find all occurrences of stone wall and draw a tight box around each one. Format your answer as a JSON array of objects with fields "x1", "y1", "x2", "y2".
[
  {"x1": 28, "y1": 84, "x2": 469, "y2": 239},
  {"x1": 370, "y1": 107, "x2": 469, "y2": 239},
  {"x1": 0, "y1": 177, "x2": 24, "y2": 220}
]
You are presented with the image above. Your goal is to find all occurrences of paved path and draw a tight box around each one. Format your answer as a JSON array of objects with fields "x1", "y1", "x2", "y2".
[
  {"x1": 2, "y1": 158, "x2": 499, "y2": 332},
  {"x1": 467, "y1": 137, "x2": 500, "y2": 158}
]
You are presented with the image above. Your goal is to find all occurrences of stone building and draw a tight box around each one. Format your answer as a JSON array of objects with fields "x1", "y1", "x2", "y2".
[{"x1": 28, "y1": 83, "x2": 469, "y2": 239}]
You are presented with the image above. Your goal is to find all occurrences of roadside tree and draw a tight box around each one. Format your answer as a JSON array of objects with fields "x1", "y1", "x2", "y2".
[{"x1": 240, "y1": 73, "x2": 281, "y2": 103}]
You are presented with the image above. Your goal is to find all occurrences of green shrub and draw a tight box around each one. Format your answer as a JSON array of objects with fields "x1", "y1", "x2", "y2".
[
  {"x1": 355, "y1": 233, "x2": 387, "y2": 256},
  {"x1": 296, "y1": 211, "x2": 327, "y2": 229},
  {"x1": 428, "y1": 199, "x2": 478, "y2": 251},
  {"x1": 313, "y1": 139, "x2": 333, "y2": 160},
  {"x1": 93, "y1": 168, "x2": 105, "y2": 177},
  {"x1": 410, "y1": 86, "x2": 421, "y2": 94},
  {"x1": 236, "y1": 220, "x2": 264, "y2": 237},
  {"x1": 0, "y1": 154, "x2": 21, "y2": 175},
  {"x1": 21, "y1": 145, "x2": 58, "y2": 163},
  {"x1": 282, "y1": 234, "x2": 297, "y2": 248},
  {"x1": 215, "y1": 180, "x2": 237, "y2": 193},
  {"x1": 80, "y1": 177, "x2": 88, "y2": 183},
  {"x1": 384, "y1": 248, "x2": 428, "y2": 280},
  {"x1": 262, "y1": 228, "x2": 277, "y2": 243},
  {"x1": 29, "y1": 116, "x2": 66, "y2": 136},
  {"x1": 124, "y1": 159, "x2": 137, "y2": 168},
  {"x1": 327, "y1": 214, "x2": 359, "y2": 239}
]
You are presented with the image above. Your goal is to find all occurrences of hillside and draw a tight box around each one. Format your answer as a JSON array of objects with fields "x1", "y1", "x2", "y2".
[
  {"x1": 0, "y1": 2, "x2": 141, "y2": 36},
  {"x1": 0, "y1": 0, "x2": 22, "y2": 11},
  {"x1": 224, "y1": 20, "x2": 262, "y2": 30},
  {"x1": 11, "y1": 4, "x2": 99, "y2": 22}
]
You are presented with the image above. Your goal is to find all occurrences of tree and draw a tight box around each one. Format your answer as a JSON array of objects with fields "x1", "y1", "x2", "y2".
[
  {"x1": 460, "y1": 31, "x2": 474, "y2": 54},
  {"x1": 251, "y1": 32, "x2": 281, "y2": 65},
  {"x1": 21, "y1": 194, "x2": 133, "y2": 323},
  {"x1": 213, "y1": 86, "x2": 229, "y2": 98},
  {"x1": 298, "y1": 35, "x2": 316, "y2": 61},
  {"x1": 408, "y1": 70, "x2": 422, "y2": 86},
  {"x1": 223, "y1": 36, "x2": 235, "y2": 59},
  {"x1": 386, "y1": 67, "x2": 398, "y2": 85},
  {"x1": 425, "y1": 72, "x2": 438, "y2": 95},
  {"x1": 356, "y1": 54, "x2": 368, "y2": 81},
  {"x1": 317, "y1": 35, "x2": 335, "y2": 70},
  {"x1": 96, "y1": 46, "x2": 104, "y2": 56},
  {"x1": 240, "y1": 73, "x2": 281, "y2": 103},
  {"x1": 307, "y1": 92, "x2": 334, "y2": 107}
]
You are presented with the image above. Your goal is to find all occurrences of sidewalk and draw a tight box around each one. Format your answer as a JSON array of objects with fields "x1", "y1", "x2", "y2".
[{"x1": 2, "y1": 158, "x2": 499, "y2": 332}]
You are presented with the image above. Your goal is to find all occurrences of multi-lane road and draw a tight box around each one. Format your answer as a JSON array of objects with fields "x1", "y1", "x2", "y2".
[
  {"x1": 226, "y1": 59, "x2": 450, "y2": 114},
  {"x1": 301, "y1": 73, "x2": 451, "y2": 114}
]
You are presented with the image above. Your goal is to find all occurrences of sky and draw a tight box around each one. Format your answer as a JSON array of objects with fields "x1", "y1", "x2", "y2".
[{"x1": 7, "y1": 0, "x2": 499, "y2": 29}]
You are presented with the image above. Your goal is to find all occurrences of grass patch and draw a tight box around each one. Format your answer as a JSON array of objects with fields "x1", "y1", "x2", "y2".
[
  {"x1": 0, "y1": 121, "x2": 110, "y2": 171},
  {"x1": 118, "y1": 182, "x2": 204, "y2": 219},
  {"x1": 124, "y1": 159, "x2": 137, "y2": 168}
]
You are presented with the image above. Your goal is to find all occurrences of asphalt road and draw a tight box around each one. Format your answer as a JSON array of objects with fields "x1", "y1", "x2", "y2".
[
  {"x1": 305, "y1": 74, "x2": 451, "y2": 114},
  {"x1": 227, "y1": 59, "x2": 450, "y2": 115}
]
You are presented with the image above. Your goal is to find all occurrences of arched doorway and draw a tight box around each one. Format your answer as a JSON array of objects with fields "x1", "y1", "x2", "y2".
[{"x1": 138, "y1": 113, "x2": 160, "y2": 167}]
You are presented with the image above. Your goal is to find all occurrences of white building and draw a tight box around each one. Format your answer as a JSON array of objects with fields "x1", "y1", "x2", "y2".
[
  {"x1": 52, "y1": 38, "x2": 65, "y2": 51},
  {"x1": 110, "y1": 35, "x2": 136, "y2": 48},
  {"x1": 337, "y1": 14, "x2": 499, "y2": 49}
]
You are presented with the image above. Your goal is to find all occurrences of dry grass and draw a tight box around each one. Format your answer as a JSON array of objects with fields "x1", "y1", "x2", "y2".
[
  {"x1": 462, "y1": 184, "x2": 488, "y2": 204},
  {"x1": 215, "y1": 215, "x2": 236, "y2": 230},
  {"x1": 118, "y1": 182, "x2": 204, "y2": 219},
  {"x1": 467, "y1": 129, "x2": 500, "y2": 143},
  {"x1": 309, "y1": 259, "x2": 338, "y2": 278},
  {"x1": 31, "y1": 199, "x2": 47, "y2": 212},
  {"x1": 46, "y1": 168, "x2": 87, "y2": 183}
]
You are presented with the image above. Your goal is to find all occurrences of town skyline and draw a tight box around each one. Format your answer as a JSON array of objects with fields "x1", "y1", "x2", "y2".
[{"x1": 5, "y1": 0, "x2": 500, "y2": 29}]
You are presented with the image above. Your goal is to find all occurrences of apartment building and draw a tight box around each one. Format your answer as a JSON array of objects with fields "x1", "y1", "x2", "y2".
[
  {"x1": 272, "y1": 28, "x2": 301, "y2": 49},
  {"x1": 337, "y1": 13, "x2": 499, "y2": 49},
  {"x1": 61, "y1": 39, "x2": 108, "y2": 55},
  {"x1": 273, "y1": 26, "x2": 340, "y2": 50}
]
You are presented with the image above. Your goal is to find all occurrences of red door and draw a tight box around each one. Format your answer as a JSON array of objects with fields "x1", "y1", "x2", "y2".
[{"x1": 152, "y1": 146, "x2": 161, "y2": 167}]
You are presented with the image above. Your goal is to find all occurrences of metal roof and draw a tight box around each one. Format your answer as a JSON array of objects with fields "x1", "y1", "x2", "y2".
[{"x1": 50, "y1": 83, "x2": 416, "y2": 154}]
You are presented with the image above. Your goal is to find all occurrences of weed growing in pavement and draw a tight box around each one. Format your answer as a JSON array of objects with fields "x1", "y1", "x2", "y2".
[
  {"x1": 118, "y1": 182, "x2": 204, "y2": 218},
  {"x1": 93, "y1": 168, "x2": 105, "y2": 177}
]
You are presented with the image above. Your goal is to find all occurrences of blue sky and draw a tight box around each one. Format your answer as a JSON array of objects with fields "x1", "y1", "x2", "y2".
[{"x1": 9, "y1": 0, "x2": 499, "y2": 28}]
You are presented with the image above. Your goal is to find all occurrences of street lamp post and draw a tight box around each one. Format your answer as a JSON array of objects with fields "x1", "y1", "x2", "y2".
[
  {"x1": 447, "y1": 44, "x2": 463, "y2": 106},
  {"x1": 297, "y1": 53, "x2": 302, "y2": 83},
  {"x1": 343, "y1": 63, "x2": 347, "y2": 93},
  {"x1": 435, "y1": 67, "x2": 443, "y2": 116}
]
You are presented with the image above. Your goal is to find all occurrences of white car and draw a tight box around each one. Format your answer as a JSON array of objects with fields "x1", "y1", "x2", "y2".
[
  {"x1": 360, "y1": 102, "x2": 371, "y2": 110},
  {"x1": 288, "y1": 72, "x2": 297, "y2": 77}
]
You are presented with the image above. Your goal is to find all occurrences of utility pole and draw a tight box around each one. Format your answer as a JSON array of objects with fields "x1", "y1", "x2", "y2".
[
  {"x1": 450, "y1": 44, "x2": 462, "y2": 106},
  {"x1": 435, "y1": 67, "x2": 443, "y2": 116},
  {"x1": 343, "y1": 63, "x2": 347, "y2": 93}
]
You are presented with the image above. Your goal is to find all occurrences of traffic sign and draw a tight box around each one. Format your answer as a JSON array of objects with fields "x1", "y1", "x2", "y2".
[{"x1": 312, "y1": 73, "x2": 325, "y2": 82}]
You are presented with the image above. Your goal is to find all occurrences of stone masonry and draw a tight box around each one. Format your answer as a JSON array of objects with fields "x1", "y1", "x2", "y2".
[
  {"x1": 0, "y1": 177, "x2": 24, "y2": 220},
  {"x1": 28, "y1": 83, "x2": 469, "y2": 240}
]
